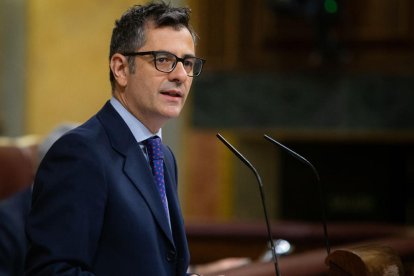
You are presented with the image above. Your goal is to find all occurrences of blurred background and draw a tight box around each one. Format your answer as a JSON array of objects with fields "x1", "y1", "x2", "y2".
[{"x1": 1, "y1": 0, "x2": 414, "y2": 227}]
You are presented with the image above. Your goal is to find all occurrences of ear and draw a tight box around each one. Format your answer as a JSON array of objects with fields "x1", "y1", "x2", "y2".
[{"x1": 110, "y1": 53, "x2": 129, "y2": 88}]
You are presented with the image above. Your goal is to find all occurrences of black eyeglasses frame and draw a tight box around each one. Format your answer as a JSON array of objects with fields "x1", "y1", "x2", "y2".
[{"x1": 122, "y1": 51, "x2": 206, "y2": 77}]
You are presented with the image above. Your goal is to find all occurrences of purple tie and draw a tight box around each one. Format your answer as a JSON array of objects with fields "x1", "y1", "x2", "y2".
[{"x1": 145, "y1": 137, "x2": 170, "y2": 220}]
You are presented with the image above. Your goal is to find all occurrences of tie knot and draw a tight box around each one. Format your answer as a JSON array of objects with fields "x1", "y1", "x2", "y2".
[{"x1": 145, "y1": 136, "x2": 164, "y2": 161}]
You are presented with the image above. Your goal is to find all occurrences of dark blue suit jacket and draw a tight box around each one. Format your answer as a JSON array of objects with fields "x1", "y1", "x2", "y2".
[
  {"x1": 0, "y1": 187, "x2": 31, "y2": 276},
  {"x1": 26, "y1": 102, "x2": 190, "y2": 275}
]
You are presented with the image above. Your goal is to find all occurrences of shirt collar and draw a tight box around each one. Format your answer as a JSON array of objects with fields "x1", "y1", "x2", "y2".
[{"x1": 109, "y1": 97, "x2": 162, "y2": 143}]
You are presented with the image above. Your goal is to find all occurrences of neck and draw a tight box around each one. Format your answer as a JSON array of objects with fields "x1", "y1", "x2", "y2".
[{"x1": 112, "y1": 93, "x2": 163, "y2": 134}]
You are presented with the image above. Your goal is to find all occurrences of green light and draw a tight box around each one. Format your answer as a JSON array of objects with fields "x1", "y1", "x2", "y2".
[{"x1": 324, "y1": 0, "x2": 338, "y2": 14}]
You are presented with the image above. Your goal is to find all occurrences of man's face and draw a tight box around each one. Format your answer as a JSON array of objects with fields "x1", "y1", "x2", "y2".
[{"x1": 120, "y1": 24, "x2": 195, "y2": 133}]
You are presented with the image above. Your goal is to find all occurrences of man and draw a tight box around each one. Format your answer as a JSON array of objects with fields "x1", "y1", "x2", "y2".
[{"x1": 26, "y1": 2, "x2": 205, "y2": 275}]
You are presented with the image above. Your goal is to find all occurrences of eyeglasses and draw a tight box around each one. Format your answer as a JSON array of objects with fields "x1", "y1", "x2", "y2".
[{"x1": 122, "y1": 51, "x2": 206, "y2": 77}]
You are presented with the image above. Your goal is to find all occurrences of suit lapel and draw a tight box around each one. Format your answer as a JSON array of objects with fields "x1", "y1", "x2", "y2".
[
  {"x1": 163, "y1": 146, "x2": 190, "y2": 266},
  {"x1": 97, "y1": 102, "x2": 174, "y2": 246},
  {"x1": 124, "y1": 147, "x2": 174, "y2": 243}
]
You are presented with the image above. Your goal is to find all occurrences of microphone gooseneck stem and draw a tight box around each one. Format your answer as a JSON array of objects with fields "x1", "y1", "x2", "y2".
[
  {"x1": 264, "y1": 134, "x2": 331, "y2": 256},
  {"x1": 216, "y1": 133, "x2": 281, "y2": 276}
]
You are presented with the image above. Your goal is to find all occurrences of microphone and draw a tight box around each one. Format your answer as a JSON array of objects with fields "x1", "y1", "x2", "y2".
[
  {"x1": 216, "y1": 133, "x2": 281, "y2": 276},
  {"x1": 263, "y1": 134, "x2": 331, "y2": 256}
]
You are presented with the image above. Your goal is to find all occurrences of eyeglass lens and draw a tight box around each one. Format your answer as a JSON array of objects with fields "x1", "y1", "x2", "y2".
[{"x1": 154, "y1": 52, "x2": 203, "y2": 76}]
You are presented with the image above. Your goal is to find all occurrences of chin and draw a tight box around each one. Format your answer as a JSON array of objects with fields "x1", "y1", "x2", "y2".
[{"x1": 162, "y1": 108, "x2": 183, "y2": 118}]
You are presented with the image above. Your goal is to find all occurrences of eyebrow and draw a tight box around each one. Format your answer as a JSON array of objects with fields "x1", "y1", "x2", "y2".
[{"x1": 157, "y1": 50, "x2": 196, "y2": 59}]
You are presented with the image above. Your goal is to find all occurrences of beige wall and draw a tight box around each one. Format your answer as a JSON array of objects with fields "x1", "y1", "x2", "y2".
[
  {"x1": 0, "y1": 0, "x2": 26, "y2": 136},
  {"x1": 25, "y1": 1, "x2": 143, "y2": 136}
]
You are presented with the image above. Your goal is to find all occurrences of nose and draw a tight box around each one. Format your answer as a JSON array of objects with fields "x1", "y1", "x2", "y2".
[{"x1": 168, "y1": 61, "x2": 188, "y2": 83}]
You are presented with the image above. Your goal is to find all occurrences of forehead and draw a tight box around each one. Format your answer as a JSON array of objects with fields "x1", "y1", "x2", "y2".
[{"x1": 141, "y1": 24, "x2": 195, "y2": 54}]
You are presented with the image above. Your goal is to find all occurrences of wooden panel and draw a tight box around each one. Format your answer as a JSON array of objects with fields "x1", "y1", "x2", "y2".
[
  {"x1": 183, "y1": 130, "x2": 234, "y2": 219},
  {"x1": 327, "y1": 245, "x2": 404, "y2": 275},
  {"x1": 186, "y1": 220, "x2": 410, "y2": 267},
  {"x1": 342, "y1": 0, "x2": 412, "y2": 41},
  {"x1": 189, "y1": 0, "x2": 241, "y2": 70},
  {"x1": 189, "y1": 0, "x2": 414, "y2": 73}
]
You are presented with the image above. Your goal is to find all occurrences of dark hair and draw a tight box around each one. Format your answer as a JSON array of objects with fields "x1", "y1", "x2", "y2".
[{"x1": 109, "y1": 1, "x2": 196, "y2": 90}]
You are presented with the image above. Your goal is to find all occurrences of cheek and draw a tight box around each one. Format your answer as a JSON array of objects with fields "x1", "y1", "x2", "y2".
[
  {"x1": 185, "y1": 79, "x2": 193, "y2": 93},
  {"x1": 132, "y1": 77, "x2": 157, "y2": 98}
]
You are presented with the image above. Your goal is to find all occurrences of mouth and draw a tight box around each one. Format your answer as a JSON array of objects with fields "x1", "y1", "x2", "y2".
[{"x1": 160, "y1": 90, "x2": 183, "y2": 98}]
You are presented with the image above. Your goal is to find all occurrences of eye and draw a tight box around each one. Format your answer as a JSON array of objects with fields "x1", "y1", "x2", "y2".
[
  {"x1": 183, "y1": 58, "x2": 194, "y2": 68},
  {"x1": 156, "y1": 57, "x2": 171, "y2": 64},
  {"x1": 155, "y1": 53, "x2": 174, "y2": 64}
]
